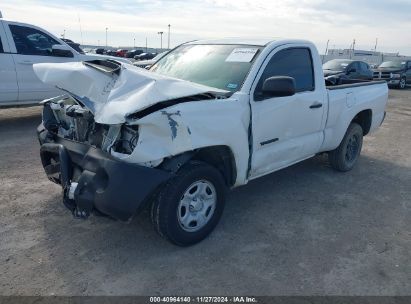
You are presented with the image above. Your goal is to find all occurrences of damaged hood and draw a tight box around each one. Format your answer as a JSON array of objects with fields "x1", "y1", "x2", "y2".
[{"x1": 33, "y1": 61, "x2": 230, "y2": 124}]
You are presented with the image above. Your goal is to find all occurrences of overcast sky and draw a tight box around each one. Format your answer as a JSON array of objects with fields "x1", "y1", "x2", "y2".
[{"x1": 2, "y1": 0, "x2": 411, "y2": 55}]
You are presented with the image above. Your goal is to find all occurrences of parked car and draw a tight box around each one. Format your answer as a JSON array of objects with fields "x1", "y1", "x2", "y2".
[
  {"x1": 373, "y1": 60, "x2": 411, "y2": 89},
  {"x1": 115, "y1": 49, "x2": 128, "y2": 57},
  {"x1": 0, "y1": 18, "x2": 132, "y2": 106},
  {"x1": 323, "y1": 59, "x2": 373, "y2": 85},
  {"x1": 134, "y1": 52, "x2": 156, "y2": 61},
  {"x1": 133, "y1": 51, "x2": 168, "y2": 68},
  {"x1": 126, "y1": 49, "x2": 144, "y2": 58},
  {"x1": 61, "y1": 38, "x2": 84, "y2": 54},
  {"x1": 94, "y1": 48, "x2": 105, "y2": 55},
  {"x1": 35, "y1": 38, "x2": 388, "y2": 246},
  {"x1": 104, "y1": 50, "x2": 117, "y2": 56}
]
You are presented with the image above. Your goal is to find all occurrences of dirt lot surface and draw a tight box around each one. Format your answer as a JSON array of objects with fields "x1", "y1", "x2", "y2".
[{"x1": 0, "y1": 89, "x2": 410, "y2": 296}]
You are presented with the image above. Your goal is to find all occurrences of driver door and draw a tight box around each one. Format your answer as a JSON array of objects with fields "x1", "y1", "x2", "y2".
[{"x1": 249, "y1": 46, "x2": 326, "y2": 179}]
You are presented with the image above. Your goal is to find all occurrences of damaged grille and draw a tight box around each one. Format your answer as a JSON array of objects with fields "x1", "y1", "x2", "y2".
[
  {"x1": 42, "y1": 99, "x2": 103, "y2": 149},
  {"x1": 43, "y1": 97, "x2": 139, "y2": 156}
]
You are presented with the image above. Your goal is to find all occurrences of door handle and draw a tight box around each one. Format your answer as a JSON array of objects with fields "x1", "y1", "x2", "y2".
[
  {"x1": 260, "y1": 138, "x2": 279, "y2": 146},
  {"x1": 309, "y1": 102, "x2": 323, "y2": 109}
]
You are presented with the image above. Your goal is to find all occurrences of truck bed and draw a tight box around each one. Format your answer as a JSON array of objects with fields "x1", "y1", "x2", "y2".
[
  {"x1": 326, "y1": 78, "x2": 387, "y2": 90},
  {"x1": 320, "y1": 80, "x2": 388, "y2": 153}
]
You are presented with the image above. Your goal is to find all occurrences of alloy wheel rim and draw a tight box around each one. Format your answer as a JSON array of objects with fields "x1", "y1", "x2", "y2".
[{"x1": 400, "y1": 79, "x2": 406, "y2": 89}]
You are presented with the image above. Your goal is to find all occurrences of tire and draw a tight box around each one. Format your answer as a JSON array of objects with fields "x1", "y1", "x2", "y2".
[
  {"x1": 398, "y1": 77, "x2": 406, "y2": 89},
  {"x1": 151, "y1": 161, "x2": 226, "y2": 246},
  {"x1": 328, "y1": 123, "x2": 363, "y2": 172}
]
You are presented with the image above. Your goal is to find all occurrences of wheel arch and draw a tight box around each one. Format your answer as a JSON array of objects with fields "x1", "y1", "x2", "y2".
[
  {"x1": 352, "y1": 109, "x2": 372, "y2": 135},
  {"x1": 160, "y1": 145, "x2": 237, "y2": 187}
]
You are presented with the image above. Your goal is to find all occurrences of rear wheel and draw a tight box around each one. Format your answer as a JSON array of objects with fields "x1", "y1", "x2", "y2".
[
  {"x1": 328, "y1": 123, "x2": 363, "y2": 172},
  {"x1": 151, "y1": 161, "x2": 226, "y2": 246}
]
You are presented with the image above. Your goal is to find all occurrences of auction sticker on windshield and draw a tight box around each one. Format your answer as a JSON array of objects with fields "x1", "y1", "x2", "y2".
[{"x1": 225, "y1": 48, "x2": 259, "y2": 62}]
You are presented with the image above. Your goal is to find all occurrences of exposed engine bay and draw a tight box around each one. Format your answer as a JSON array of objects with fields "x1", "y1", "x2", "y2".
[{"x1": 42, "y1": 95, "x2": 139, "y2": 156}]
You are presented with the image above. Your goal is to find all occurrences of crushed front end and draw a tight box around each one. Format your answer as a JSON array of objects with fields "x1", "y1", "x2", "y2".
[{"x1": 37, "y1": 95, "x2": 172, "y2": 221}]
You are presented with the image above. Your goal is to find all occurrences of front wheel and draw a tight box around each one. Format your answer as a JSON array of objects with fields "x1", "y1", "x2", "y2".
[
  {"x1": 328, "y1": 123, "x2": 363, "y2": 172},
  {"x1": 399, "y1": 77, "x2": 406, "y2": 89},
  {"x1": 151, "y1": 161, "x2": 226, "y2": 246}
]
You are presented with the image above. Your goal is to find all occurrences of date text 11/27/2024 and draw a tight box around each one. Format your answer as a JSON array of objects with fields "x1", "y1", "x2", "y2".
[{"x1": 149, "y1": 296, "x2": 258, "y2": 303}]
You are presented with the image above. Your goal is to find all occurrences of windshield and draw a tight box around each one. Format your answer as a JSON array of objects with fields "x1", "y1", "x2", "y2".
[
  {"x1": 153, "y1": 51, "x2": 168, "y2": 61},
  {"x1": 150, "y1": 44, "x2": 262, "y2": 92},
  {"x1": 323, "y1": 60, "x2": 352, "y2": 70},
  {"x1": 379, "y1": 61, "x2": 405, "y2": 69}
]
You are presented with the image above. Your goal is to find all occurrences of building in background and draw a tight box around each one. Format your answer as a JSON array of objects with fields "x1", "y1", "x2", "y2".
[{"x1": 322, "y1": 48, "x2": 411, "y2": 66}]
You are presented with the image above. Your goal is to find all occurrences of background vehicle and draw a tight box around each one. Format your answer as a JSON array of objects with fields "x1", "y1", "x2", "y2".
[
  {"x1": 126, "y1": 49, "x2": 144, "y2": 58},
  {"x1": 373, "y1": 60, "x2": 411, "y2": 89},
  {"x1": 133, "y1": 51, "x2": 168, "y2": 68},
  {"x1": 134, "y1": 52, "x2": 156, "y2": 61},
  {"x1": 104, "y1": 50, "x2": 117, "y2": 56},
  {"x1": 61, "y1": 38, "x2": 84, "y2": 54},
  {"x1": 115, "y1": 49, "x2": 128, "y2": 57},
  {"x1": 0, "y1": 18, "x2": 131, "y2": 106},
  {"x1": 323, "y1": 59, "x2": 373, "y2": 85},
  {"x1": 94, "y1": 48, "x2": 105, "y2": 54},
  {"x1": 36, "y1": 39, "x2": 388, "y2": 246}
]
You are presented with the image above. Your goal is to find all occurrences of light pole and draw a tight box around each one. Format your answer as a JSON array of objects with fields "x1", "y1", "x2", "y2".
[
  {"x1": 158, "y1": 31, "x2": 164, "y2": 51},
  {"x1": 105, "y1": 27, "x2": 108, "y2": 48},
  {"x1": 61, "y1": 29, "x2": 66, "y2": 39},
  {"x1": 322, "y1": 39, "x2": 329, "y2": 63},
  {"x1": 167, "y1": 24, "x2": 171, "y2": 49},
  {"x1": 133, "y1": 37, "x2": 136, "y2": 48}
]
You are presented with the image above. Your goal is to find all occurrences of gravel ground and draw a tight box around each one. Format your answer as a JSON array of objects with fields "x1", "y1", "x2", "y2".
[{"x1": 0, "y1": 89, "x2": 410, "y2": 296}]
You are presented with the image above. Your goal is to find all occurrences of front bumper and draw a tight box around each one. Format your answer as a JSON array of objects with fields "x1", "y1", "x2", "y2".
[{"x1": 37, "y1": 124, "x2": 172, "y2": 221}]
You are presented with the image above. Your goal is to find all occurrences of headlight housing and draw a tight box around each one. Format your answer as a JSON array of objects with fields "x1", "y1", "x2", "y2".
[{"x1": 391, "y1": 73, "x2": 401, "y2": 79}]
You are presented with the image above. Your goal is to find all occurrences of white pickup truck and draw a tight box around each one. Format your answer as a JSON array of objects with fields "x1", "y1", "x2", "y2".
[
  {"x1": 35, "y1": 38, "x2": 388, "y2": 246},
  {"x1": 0, "y1": 16, "x2": 130, "y2": 106}
]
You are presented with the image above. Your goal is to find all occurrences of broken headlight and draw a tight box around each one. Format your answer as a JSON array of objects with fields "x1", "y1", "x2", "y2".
[{"x1": 111, "y1": 125, "x2": 139, "y2": 155}]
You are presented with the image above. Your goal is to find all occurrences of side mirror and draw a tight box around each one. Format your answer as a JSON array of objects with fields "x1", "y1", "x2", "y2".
[
  {"x1": 261, "y1": 76, "x2": 296, "y2": 98},
  {"x1": 347, "y1": 68, "x2": 356, "y2": 74},
  {"x1": 51, "y1": 44, "x2": 74, "y2": 58}
]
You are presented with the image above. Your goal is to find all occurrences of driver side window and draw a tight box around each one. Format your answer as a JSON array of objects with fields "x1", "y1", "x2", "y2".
[
  {"x1": 360, "y1": 62, "x2": 369, "y2": 71},
  {"x1": 348, "y1": 62, "x2": 358, "y2": 72},
  {"x1": 9, "y1": 24, "x2": 60, "y2": 56},
  {"x1": 254, "y1": 48, "x2": 314, "y2": 101}
]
